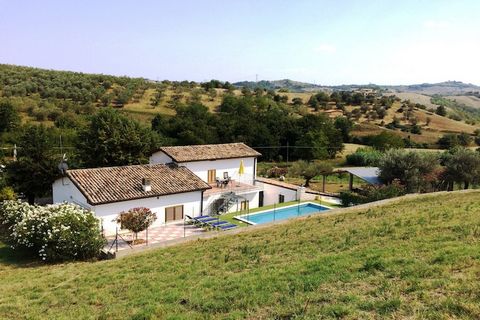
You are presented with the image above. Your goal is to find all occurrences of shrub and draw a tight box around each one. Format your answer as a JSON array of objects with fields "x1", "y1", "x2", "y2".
[
  {"x1": 267, "y1": 166, "x2": 288, "y2": 178},
  {"x1": 340, "y1": 183, "x2": 406, "y2": 206},
  {"x1": 346, "y1": 148, "x2": 382, "y2": 166},
  {"x1": 117, "y1": 207, "x2": 156, "y2": 240},
  {"x1": 0, "y1": 201, "x2": 105, "y2": 261},
  {"x1": 0, "y1": 186, "x2": 16, "y2": 201}
]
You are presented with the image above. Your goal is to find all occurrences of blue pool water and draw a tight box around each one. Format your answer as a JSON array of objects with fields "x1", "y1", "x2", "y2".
[{"x1": 236, "y1": 203, "x2": 330, "y2": 225}]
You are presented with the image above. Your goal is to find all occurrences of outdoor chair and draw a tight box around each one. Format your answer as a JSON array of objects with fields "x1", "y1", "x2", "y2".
[{"x1": 222, "y1": 177, "x2": 231, "y2": 188}]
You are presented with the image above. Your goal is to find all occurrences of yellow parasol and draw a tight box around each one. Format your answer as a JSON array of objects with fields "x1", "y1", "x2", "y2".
[
  {"x1": 237, "y1": 160, "x2": 245, "y2": 186},
  {"x1": 239, "y1": 160, "x2": 245, "y2": 175}
]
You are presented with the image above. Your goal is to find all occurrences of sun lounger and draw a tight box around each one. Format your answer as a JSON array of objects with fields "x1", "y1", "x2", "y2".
[
  {"x1": 216, "y1": 223, "x2": 237, "y2": 231},
  {"x1": 207, "y1": 220, "x2": 229, "y2": 227},
  {"x1": 193, "y1": 216, "x2": 218, "y2": 226}
]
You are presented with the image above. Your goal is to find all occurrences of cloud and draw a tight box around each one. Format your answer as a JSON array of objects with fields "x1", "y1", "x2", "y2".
[
  {"x1": 313, "y1": 44, "x2": 336, "y2": 54},
  {"x1": 423, "y1": 20, "x2": 450, "y2": 29}
]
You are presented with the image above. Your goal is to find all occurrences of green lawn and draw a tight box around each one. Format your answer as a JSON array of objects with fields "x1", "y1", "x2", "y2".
[{"x1": 1, "y1": 191, "x2": 480, "y2": 319}]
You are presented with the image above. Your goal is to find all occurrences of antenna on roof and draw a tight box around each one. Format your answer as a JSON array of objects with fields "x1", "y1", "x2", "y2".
[
  {"x1": 57, "y1": 136, "x2": 68, "y2": 175},
  {"x1": 58, "y1": 154, "x2": 68, "y2": 175}
]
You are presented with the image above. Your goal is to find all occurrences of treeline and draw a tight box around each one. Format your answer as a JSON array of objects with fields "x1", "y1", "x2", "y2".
[{"x1": 152, "y1": 94, "x2": 350, "y2": 161}]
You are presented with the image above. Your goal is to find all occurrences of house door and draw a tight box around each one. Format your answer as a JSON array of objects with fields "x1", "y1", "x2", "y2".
[
  {"x1": 165, "y1": 205, "x2": 184, "y2": 222},
  {"x1": 258, "y1": 191, "x2": 264, "y2": 207},
  {"x1": 278, "y1": 194, "x2": 285, "y2": 204},
  {"x1": 207, "y1": 169, "x2": 216, "y2": 184},
  {"x1": 240, "y1": 200, "x2": 249, "y2": 211}
]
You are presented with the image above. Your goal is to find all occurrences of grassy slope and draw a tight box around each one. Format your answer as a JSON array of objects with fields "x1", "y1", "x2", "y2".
[
  {"x1": 1, "y1": 191, "x2": 479, "y2": 319},
  {"x1": 446, "y1": 96, "x2": 480, "y2": 110}
]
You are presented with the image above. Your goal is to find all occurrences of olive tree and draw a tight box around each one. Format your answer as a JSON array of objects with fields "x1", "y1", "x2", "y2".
[
  {"x1": 441, "y1": 148, "x2": 480, "y2": 190},
  {"x1": 288, "y1": 160, "x2": 333, "y2": 187},
  {"x1": 378, "y1": 149, "x2": 440, "y2": 193}
]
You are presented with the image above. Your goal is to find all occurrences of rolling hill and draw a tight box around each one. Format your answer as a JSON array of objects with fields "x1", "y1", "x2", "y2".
[{"x1": 0, "y1": 190, "x2": 479, "y2": 319}]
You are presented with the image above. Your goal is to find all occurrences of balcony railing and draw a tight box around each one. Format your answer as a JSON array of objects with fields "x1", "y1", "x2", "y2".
[{"x1": 204, "y1": 180, "x2": 262, "y2": 197}]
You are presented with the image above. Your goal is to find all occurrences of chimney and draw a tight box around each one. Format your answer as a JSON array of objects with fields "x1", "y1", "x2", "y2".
[{"x1": 142, "y1": 178, "x2": 152, "y2": 192}]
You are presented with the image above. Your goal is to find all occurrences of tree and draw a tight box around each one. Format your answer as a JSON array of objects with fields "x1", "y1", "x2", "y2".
[
  {"x1": 474, "y1": 129, "x2": 480, "y2": 146},
  {"x1": 441, "y1": 148, "x2": 480, "y2": 189},
  {"x1": 334, "y1": 117, "x2": 353, "y2": 143},
  {"x1": 6, "y1": 125, "x2": 59, "y2": 204},
  {"x1": 77, "y1": 108, "x2": 159, "y2": 167},
  {"x1": 438, "y1": 133, "x2": 460, "y2": 149},
  {"x1": 457, "y1": 132, "x2": 472, "y2": 146},
  {"x1": 378, "y1": 149, "x2": 440, "y2": 193},
  {"x1": 0, "y1": 101, "x2": 20, "y2": 133},
  {"x1": 436, "y1": 105, "x2": 447, "y2": 116},
  {"x1": 117, "y1": 207, "x2": 157, "y2": 242},
  {"x1": 292, "y1": 97, "x2": 303, "y2": 106},
  {"x1": 368, "y1": 131, "x2": 405, "y2": 151},
  {"x1": 288, "y1": 160, "x2": 333, "y2": 187}
]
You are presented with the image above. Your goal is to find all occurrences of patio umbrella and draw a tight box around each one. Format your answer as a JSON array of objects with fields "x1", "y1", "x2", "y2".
[{"x1": 238, "y1": 160, "x2": 245, "y2": 186}]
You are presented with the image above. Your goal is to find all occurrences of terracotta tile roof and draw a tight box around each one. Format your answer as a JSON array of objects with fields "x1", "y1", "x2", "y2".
[
  {"x1": 66, "y1": 164, "x2": 211, "y2": 205},
  {"x1": 159, "y1": 143, "x2": 261, "y2": 163}
]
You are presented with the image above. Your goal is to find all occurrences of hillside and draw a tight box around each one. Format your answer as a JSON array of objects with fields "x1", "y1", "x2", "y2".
[
  {"x1": 1, "y1": 191, "x2": 479, "y2": 319},
  {"x1": 234, "y1": 79, "x2": 479, "y2": 95},
  {"x1": 1, "y1": 64, "x2": 479, "y2": 150},
  {"x1": 446, "y1": 95, "x2": 480, "y2": 110},
  {"x1": 386, "y1": 81, "x2": 480, "y2": 96}
]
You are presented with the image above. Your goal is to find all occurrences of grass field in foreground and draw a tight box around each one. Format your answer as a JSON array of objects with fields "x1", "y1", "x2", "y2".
[{"x1": 1, "y1": 191, "x2": 479, "y2": 319}]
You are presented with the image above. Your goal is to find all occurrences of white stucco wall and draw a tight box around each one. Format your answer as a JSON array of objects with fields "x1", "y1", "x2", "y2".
[
  {"x1": 255, "y1": 181, "x2": 298, "y2": 206},
  {"x1": 92, "y1": 191, "x2": 203, "y2": 235},
  {"x1": 53, "y1": 177, "x2": 203, "y2": 236},
  {"x1": 150, "y1": 151, "x2": 257, "y2": 185},
  {"x1": 182, "y1": 157, "x2": 256, "y2": 184},
  {"x1": 52, "y1": 177, "x2": 92, "y2": 210}
]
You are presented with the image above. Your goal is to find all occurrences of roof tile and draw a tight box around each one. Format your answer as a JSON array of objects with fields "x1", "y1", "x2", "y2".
[
  {"x1": 159, "y1": 143, "x2": 261, "y2": 162},
  {"x1": 67, "y1": 164, "x2": 210, "y2": 205}
]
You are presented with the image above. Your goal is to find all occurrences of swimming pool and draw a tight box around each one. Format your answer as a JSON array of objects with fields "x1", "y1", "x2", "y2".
[{"x1": 235, "y1": 202, "x2": 331, "y2": 225}]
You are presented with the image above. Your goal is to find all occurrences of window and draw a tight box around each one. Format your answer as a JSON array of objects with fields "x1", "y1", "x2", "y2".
[
  {"x1": 223, "y1": 171, "x2": 229, "y2": 179},
  {"x1": 258, "y1": 191, "x2": 264, "y2": 207},
  {"x1": 207, "y1": 169, "x2": 216, "y2": 184},
  {"x1": 278, "y1": 194, "x2": 285, "y2": 203},
  {"x1": 165, "y1": 205, "x2": 184, "y2": 222}
]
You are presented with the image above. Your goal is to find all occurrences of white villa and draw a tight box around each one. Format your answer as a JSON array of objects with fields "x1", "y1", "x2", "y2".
[{"x1": 53, "y1": 143, "x2": 308, "y2": 235}]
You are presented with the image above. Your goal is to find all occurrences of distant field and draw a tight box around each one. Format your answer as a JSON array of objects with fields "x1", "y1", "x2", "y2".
[
  {"x1": 1, "y1": 191, "x2": 479, "y2": 319},
  {"x1": 389, "y1": 92, "x2": 437, "y2": 109},
  {"x1": 446, "y1": 95, "x2": 480, "y2": 109}
]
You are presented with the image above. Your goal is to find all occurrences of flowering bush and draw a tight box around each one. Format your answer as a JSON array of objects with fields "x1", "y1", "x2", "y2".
[
  {"x1": 0, "y1": 201, "x2": 105, "y2": 261},
  {"x1": 117, "y1": 207, "x2": 156, "y2": 239}
]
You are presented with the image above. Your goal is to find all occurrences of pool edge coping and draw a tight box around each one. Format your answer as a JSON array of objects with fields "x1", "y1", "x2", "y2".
[{"x1": 234, "y1": 201, "x2": 334, "y2": 225}]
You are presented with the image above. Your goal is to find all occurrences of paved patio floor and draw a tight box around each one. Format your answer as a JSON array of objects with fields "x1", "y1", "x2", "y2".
[{"x1": 105, "y1": 222, "x2": 205, "y2": 252}]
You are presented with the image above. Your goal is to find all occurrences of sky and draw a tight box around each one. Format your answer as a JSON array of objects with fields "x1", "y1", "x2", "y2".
[{"x1": 1, "y1": 0, "x2": 479, "y2": 85}]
